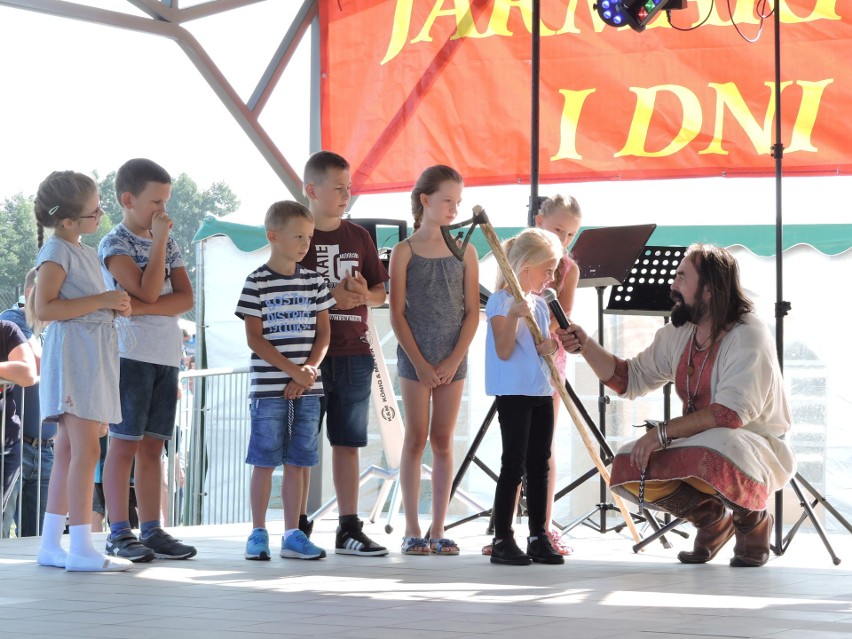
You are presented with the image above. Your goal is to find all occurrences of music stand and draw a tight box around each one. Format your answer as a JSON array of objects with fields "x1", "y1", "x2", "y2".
[{"x1": 557, "y1": 224, "x2": 656, "y2": 536}]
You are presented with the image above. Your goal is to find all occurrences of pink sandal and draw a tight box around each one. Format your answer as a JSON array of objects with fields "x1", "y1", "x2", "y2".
[{"x1": 547, "y1": 530, "x2": 574, "y2": 556}]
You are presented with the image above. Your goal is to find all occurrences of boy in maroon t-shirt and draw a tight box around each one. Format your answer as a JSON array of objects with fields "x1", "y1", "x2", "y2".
[{"x1": 300, "y1": 151, "x2": 389, "y2": 556}]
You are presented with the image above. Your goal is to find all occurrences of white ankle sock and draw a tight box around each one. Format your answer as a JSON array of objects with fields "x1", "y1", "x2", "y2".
[
  {"x1": 37, "y1": 512, "x2": 68, "y2": 567},
  {"x1": 40, "y1": 512, "x2": 65, "y2": 550},
  {"x1": 69, "y1": 523, "x2": 98, "y2": 556}
]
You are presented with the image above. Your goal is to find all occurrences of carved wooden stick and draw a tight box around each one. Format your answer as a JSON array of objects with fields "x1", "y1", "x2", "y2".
[{"x1": 475, "y1": 205, "x2": 641, "y2": 544}]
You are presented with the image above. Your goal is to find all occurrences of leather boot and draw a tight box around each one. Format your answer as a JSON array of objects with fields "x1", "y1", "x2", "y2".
[
  {"x1": 652, "y1": 484, "x2": 735, "y2": 564},
  {"x1": 729, "y1": 509, "x2": 772, "y2": 567}
]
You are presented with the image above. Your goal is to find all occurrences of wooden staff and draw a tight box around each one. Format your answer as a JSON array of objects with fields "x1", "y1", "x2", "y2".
[{"x1": 475, "y1": 206, "x2": 641, "y2": 543}]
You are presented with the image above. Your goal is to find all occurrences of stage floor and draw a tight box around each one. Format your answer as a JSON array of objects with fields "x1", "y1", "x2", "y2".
[{"x1": 1, "y1": 518, "x2": 851, "y2": 639}]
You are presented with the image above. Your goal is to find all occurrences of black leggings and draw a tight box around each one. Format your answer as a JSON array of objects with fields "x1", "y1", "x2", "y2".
[{"x1": 492, "y1": 395, "x2": 554, "y2": 540}]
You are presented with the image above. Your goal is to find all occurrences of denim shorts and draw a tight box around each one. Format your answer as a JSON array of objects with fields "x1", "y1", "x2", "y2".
[
  {"x1": 319, "y1": 354, "x2": 373, "y2": 448},
  {"x1": 246, "y1": 395, "x2": 321, "y2": 468},
  {"x1": 109, "y1": 359, "x2": 179, "y2": 441}
]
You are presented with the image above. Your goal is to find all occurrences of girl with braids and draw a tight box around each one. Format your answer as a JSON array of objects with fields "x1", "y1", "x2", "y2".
[
  {"x1": 389, "y1": 165, "x2": 479, "y2": 556},
  {"x1": 32, "y1": 171, "x2": 132, "y2": 572}
]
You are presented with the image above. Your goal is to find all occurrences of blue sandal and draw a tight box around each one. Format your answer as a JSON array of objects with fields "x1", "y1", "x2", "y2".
[
  {"x1": 429, "y1": 538, "x2": 460, "y2": 555},
  {"x1": 401, "y1": 536, "x2": 431, "y2": 555}
]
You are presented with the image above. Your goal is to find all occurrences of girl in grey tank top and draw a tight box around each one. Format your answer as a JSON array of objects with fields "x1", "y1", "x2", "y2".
[{"x1": 389, "y1": 165, "x2": 479, "y2": 556}]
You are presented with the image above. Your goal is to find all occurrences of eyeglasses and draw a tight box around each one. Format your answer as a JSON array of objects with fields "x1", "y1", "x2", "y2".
[{"x1": 79, "y1": 206, "x2": 105, "y2": 220}]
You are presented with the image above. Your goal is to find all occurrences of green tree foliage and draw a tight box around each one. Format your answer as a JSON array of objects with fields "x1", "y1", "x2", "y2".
[
  {"x1": 97, "y1": 172, "x2": 239, "y2": 278},
  {"x1": 0, "y1": 194, "x2": 39, "y2": 293},
  {"x1": 96, "y1": 170, "x2": 122, "y2": 227}
]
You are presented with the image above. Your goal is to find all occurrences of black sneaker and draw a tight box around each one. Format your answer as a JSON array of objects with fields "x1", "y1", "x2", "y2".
[
  {"x1": 527, "y1": 535, "x2": 565, "y2": 564},
  {"x1": 490, "y1": 537, "x2": 532, "y2": 565},
  {"x1": 335, "y1": 520, "x2": 389, "y2": 556},
  {"x1": 105, "y1": 530, "x2": 155, "y2": 563},
  {"x1": 140, "y1": 528, "x2": 198, "y2": 560},
  {"x1": 299, "y1": 514, "x2": 314, "y2": 539}
]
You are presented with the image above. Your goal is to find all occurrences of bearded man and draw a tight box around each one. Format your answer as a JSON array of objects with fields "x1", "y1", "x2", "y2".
[{"x1": 558, "y1": 244, "x2": 795, "y2": 567}]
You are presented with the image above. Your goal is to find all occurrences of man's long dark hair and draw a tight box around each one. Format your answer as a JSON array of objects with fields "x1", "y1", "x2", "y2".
[{"x1": 686, "y1": 243, "x2": 753, "y2": 344}]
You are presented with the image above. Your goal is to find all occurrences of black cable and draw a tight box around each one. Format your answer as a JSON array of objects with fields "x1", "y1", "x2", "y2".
[
  {"x1": 667, "y1": 0, "x2": 715, "y2": 31},
  {"x1": 728, "y1": 0, "x2": 773, "y2": 42},
  {"x1": 666, "y1": 0, "x2": 775, "y2": 40}
]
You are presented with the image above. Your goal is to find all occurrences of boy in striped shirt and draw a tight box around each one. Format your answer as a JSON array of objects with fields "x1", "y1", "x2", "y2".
[{"x1": 235, "y1": 201, "x2": 334, "y2": 560}]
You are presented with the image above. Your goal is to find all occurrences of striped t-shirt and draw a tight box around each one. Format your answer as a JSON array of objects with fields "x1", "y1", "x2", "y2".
[{"x1": 235, "y1": 264, "x2": 334, "y2": 398}]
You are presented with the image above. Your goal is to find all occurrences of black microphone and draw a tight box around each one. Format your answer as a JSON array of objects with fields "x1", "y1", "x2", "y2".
[{"x1": 541, "y1": 288, "x2": 571, "y2": 329}]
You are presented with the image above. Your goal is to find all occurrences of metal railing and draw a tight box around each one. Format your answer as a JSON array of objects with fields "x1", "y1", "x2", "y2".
[
  {"x1": 2, "y1": 379, "x2": 50, "y2": 539},
  {"x1": 166, "y1": 367, "x2": 252, "y2": 527},
  {"x1": 1, "y1": 379, "x2": 13, "y2": 536},
  {"x1": 2, "y1": 367, "x2": 255, "y2": 538}
]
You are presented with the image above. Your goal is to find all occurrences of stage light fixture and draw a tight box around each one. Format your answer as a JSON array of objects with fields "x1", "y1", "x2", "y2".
[{"x1": 594, "y1": 0, "x2": 680, "y2": 32}]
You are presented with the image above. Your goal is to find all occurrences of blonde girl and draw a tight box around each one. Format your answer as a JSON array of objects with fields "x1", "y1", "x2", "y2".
[
  {"x1": 534, "y1": 194, "x2": 582, "y2": 553},
  {"x1": 485, "y1": 227, "x2": 565, "y2": 565},
  {"x1": 390, "y1": 165, "x2": 479, "y2": 556},
  {"x1": 33, "y1": 171, "x2": 132, "y2": 572}
]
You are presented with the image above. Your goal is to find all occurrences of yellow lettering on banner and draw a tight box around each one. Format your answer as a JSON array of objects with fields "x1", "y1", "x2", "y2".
[
  {"x1": 382, "y1": 0, "x2": 842, "y2": 63},
  {"x1": 700, "y1": 81, "x2": 787, "y2": 156},
  {"x1": 788, "y1": 79, "x2": 833, "y2": 152},
  {"x1": 553, "y1": 0, "x2": 607, "y2": 35},
  {"x1": 779, "y1": 0, "x2": 840, "y2": 22},
  {"x1": 383, "y1": 0, "x2": 486, "y2": 65},
  {"x1": 383, "y1": 0, "x2": 414, "y2": 64},
  {"x1": 482, "y1": 0, "x2": 557, "y2": 36},
  {"x1": 616, "y1": 85, "x2": 701, "y2": 157},
  {"x1": 551, "y1": 88, "x2": 596, "y2": 161},
  {"x1": 650, "y1": 0, "x2": 839, "y2": 28},
  {"x1": 411, "y1": 0, "x2": 484, "y2": 44}
]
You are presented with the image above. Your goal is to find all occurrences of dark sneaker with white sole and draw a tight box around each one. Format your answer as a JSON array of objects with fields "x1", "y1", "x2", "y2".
[
  {"x1": 140, "y1": 528, "x2": 197, "y2": 559},
  {"x1": 105, "y1": 531, "x2": 155, "y2": 563},
  {"x1": 335, "y1": 520, "x2": 388, "y2": 556},
  {"x1": 527, "y1": 535, "x2": 565, "y2": 564},
  {"x1": 490, "y1": 537, "x2": 532, "y2": 566}
]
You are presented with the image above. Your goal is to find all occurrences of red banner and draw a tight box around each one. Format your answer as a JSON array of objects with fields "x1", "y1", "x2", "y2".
[{"x1": 319, "y1": 0, "x2": 851, "y2": 194}]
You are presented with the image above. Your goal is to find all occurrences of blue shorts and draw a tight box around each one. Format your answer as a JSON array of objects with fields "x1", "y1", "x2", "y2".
[
  {"x1": 246, "y1": 395, "x2": 321, "y2": 468},
  {"x1": 110, "y1": 359, "x2": 178, "y2": 441},
  {"x1": 319, "y1": 354, "x2": 373, "y2": 448}
]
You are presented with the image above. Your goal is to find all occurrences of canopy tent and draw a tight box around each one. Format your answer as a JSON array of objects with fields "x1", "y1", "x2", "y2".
[{"x1": 195, "y1": 217, "x2": 852, "y2": 258}]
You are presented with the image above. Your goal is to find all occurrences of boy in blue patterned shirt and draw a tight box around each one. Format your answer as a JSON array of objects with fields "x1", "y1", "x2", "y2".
[
  {"x1": 99, "y1": 158, "x2": 195, "y2": 562},
  {"x1": 236, "y1": 201, "x2": 334, "y2": 560}
]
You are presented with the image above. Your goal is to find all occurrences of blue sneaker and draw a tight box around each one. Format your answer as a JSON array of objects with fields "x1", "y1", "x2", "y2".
[
  {"x1": 281, "y1": 530, "x2": 326, "y2": 560},
  {"x1": 245, "y1": 528, "x2": 270, "y2": 560}
]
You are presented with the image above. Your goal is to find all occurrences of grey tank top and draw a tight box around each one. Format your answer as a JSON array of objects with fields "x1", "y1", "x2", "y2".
[{"x1": 395, "y1": 241, "x2": 468, "y2": 381}]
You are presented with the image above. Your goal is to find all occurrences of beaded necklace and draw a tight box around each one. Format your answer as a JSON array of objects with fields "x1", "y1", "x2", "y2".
[{"x1": 685, "y1": 326, "x2": 711, "y2": 414}]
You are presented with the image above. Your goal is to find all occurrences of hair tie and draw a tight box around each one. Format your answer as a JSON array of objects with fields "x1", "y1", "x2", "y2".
[{"x1": 48, "y1": 206, "x2": 59, "y2": 216}]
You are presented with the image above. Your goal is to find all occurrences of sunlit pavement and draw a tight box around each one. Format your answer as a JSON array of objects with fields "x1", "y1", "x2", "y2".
[{"x1": 2, "y1": 518, "x2": 851, "y2": 639}]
